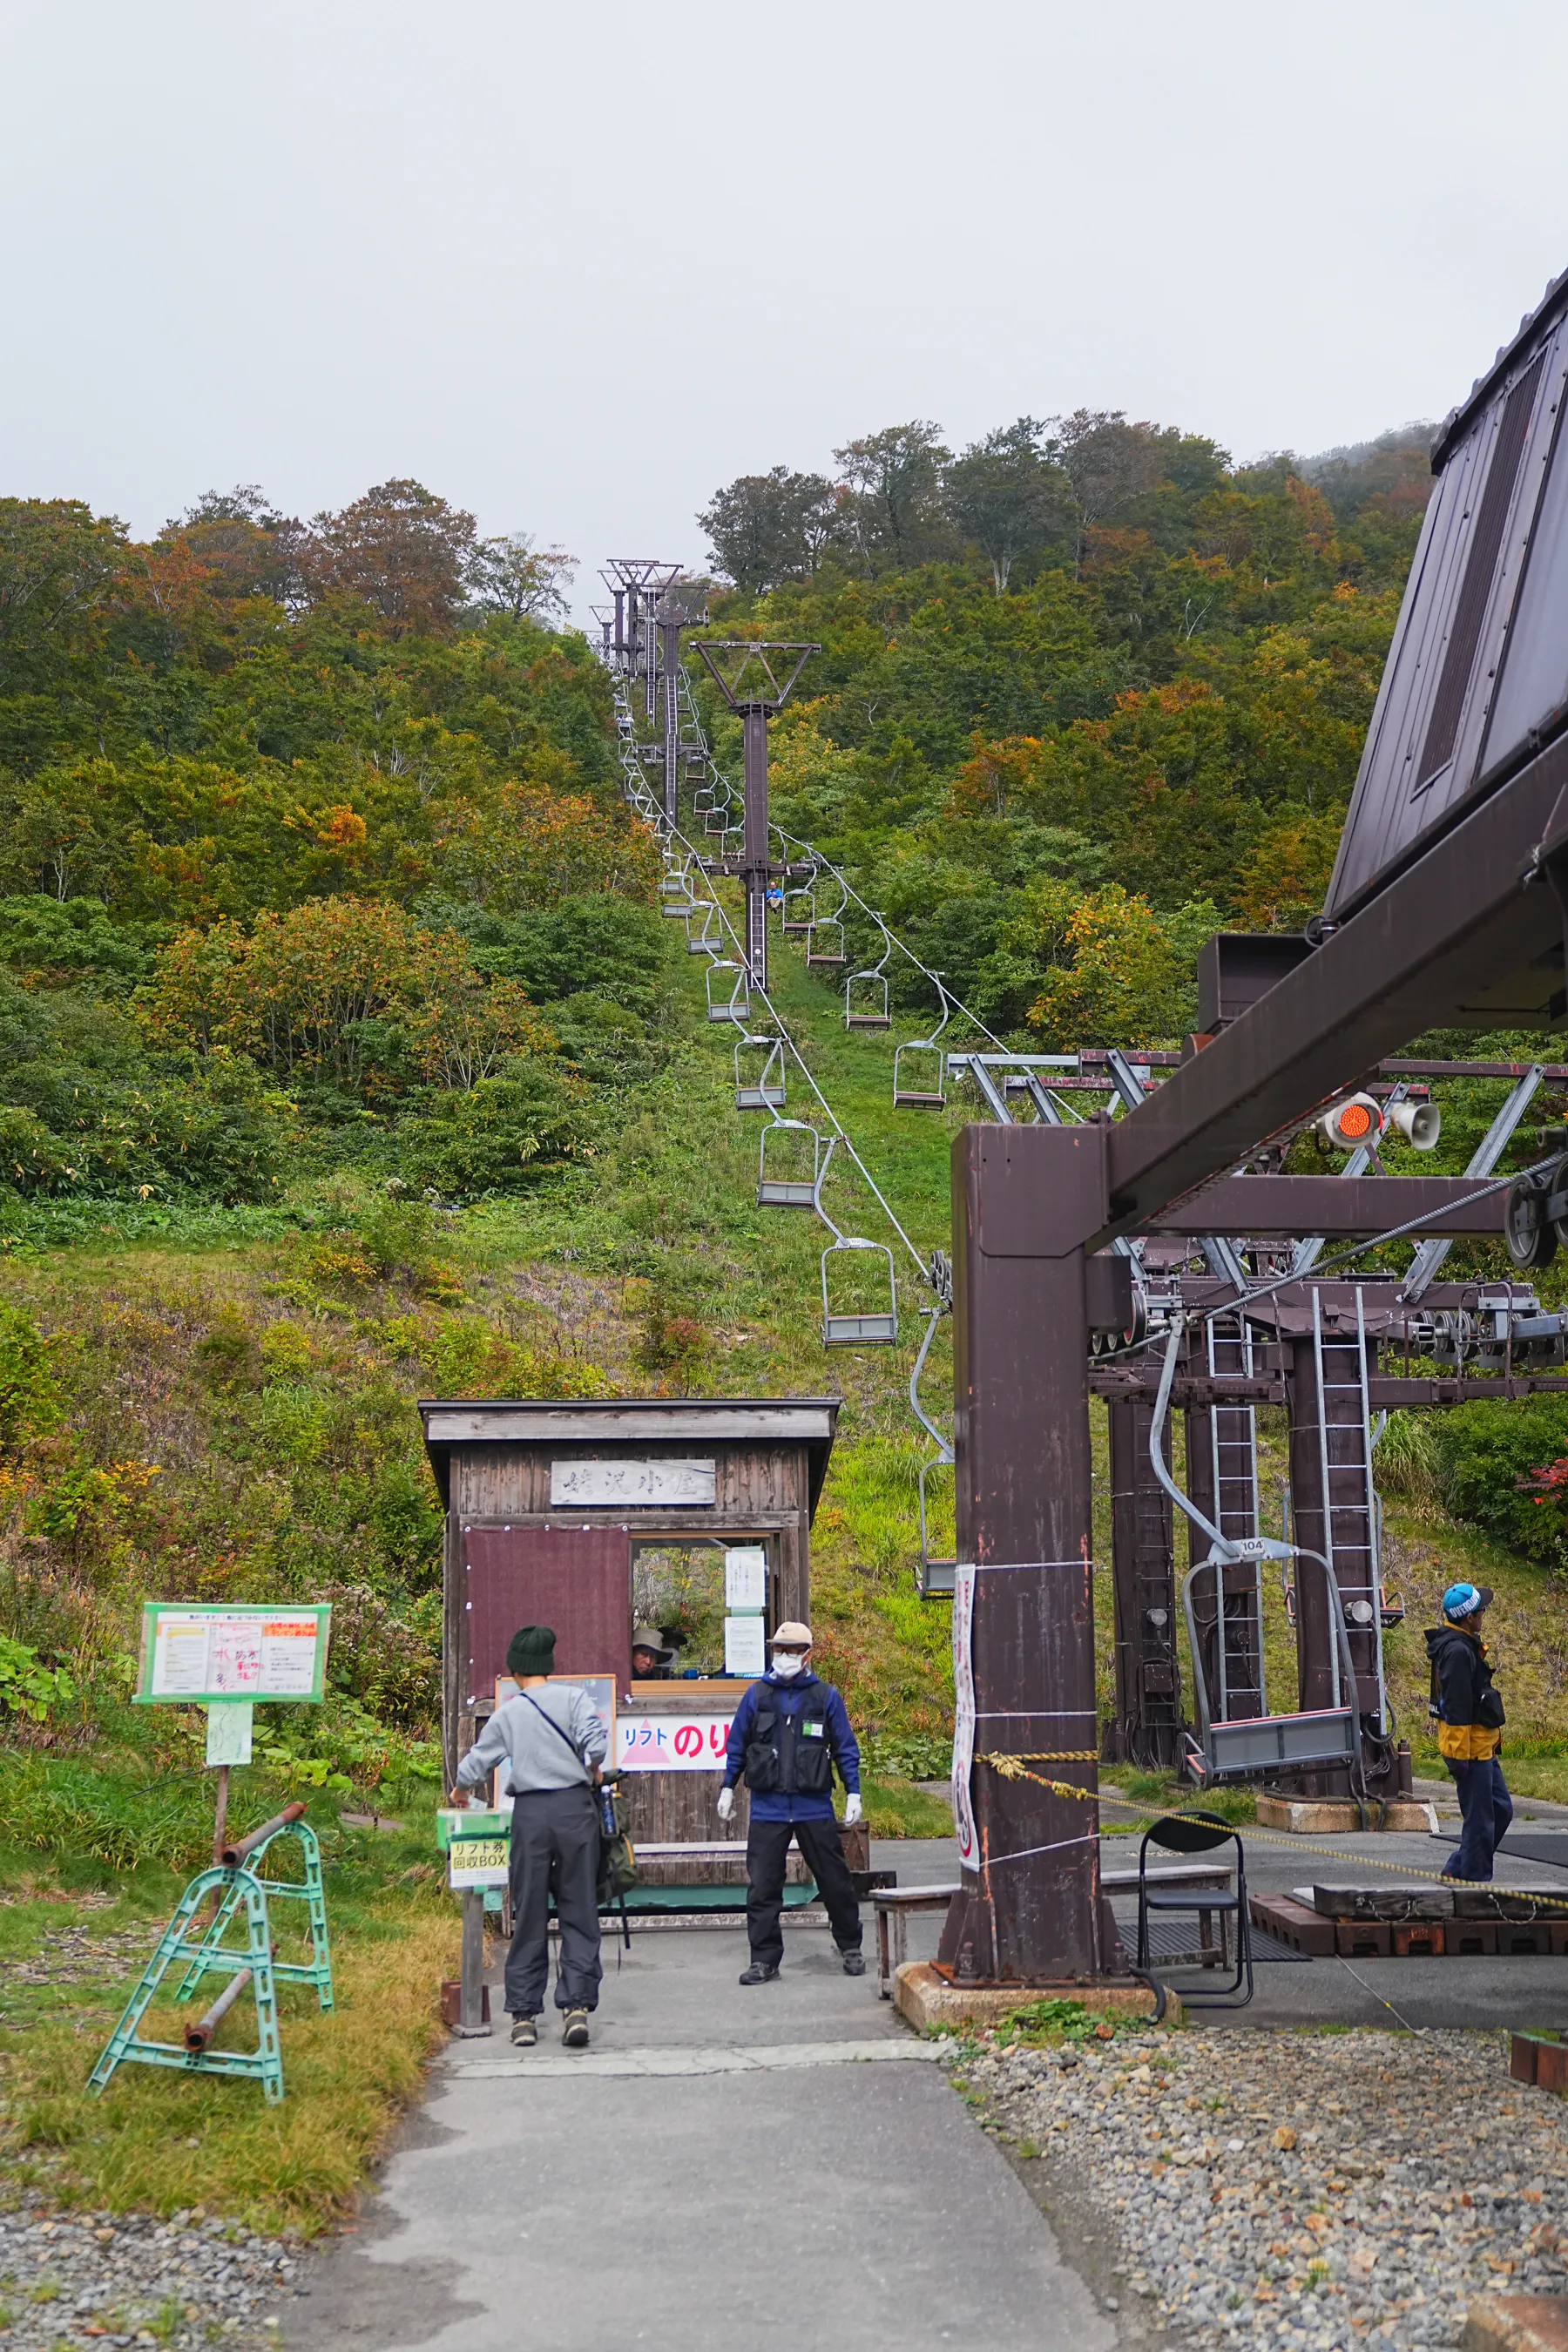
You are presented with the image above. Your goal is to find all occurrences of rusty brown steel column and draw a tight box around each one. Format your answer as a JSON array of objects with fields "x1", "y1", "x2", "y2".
[
  {"x1": 661, "y1": 618, "x2": 682, "y2": 826},
  {"x1": 943, "y1": 1123, "x2": 1105, "y2": 1982},
  {"x1": 1106, "y1": 1396, "x2": 1181, "y2": 1771},
  {"x1": 741, "y1": 704, "x2": 769, "y2": 990}
]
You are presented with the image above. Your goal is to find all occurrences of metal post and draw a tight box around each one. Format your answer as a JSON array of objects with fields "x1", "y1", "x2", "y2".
[
  {"x1": 612, "y1": 589, "x2": 625, "y2": 663},
  {"x1": 643, "y1": 592, "x2": 657, "y2": 722},
  {"x1": 456, "y1": 1888, "x2": 490, "y2": 2036},
  {"x1": 742, "y1": 705, "x2": 769, "y2": 990},
  {"x1": 942, "y1": 1125, "x2": 1104, "y2": 1982},
  {"x1": 1106, "y1": 1396, "x2": 1181, "y2": 1770},
  {"x1": 661, "y1": 618, "x2": 682, "y2": 825}
]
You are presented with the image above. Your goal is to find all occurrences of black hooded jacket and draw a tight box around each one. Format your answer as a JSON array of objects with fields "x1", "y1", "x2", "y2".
[{"x1": 1425, "y1": 1620, "x2": 1504, "y2": 1760}]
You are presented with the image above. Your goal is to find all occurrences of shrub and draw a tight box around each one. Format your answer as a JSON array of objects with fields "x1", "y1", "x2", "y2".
[
  {"x1": 0, "y1": 1634, "x2": 77, "y2": 1722},
  {"x1": 396, "y1": 1065, "x2": 588, "y2": 1198},
  {"x1": 1429, "y1": 1396, "x2": 1568, "y2": 1565}
]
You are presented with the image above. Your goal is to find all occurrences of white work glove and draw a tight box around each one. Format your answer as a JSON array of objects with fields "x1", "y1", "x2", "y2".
[
  {"x1": 716, "y1": 1786, "x2": 735, "y2": 1822},
  {"x1": 842, "y1": 1794, "x2": 863, "y2": 1827}
]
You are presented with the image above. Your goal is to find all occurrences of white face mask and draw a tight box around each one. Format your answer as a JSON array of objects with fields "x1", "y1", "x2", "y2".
[{"x1": 771, "y1": 1652, "x2": 807, "y2": 1679}]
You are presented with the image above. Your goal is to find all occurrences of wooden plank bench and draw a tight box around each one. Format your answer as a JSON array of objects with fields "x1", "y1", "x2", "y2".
[{"x1": 871, "y1": 1862, "x2": 1234, "y2": 1996}]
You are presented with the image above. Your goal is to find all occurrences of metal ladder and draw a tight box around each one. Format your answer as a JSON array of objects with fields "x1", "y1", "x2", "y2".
[
  {"x1": 1310, "y1": 1286, "x2": 1386, "y2": 1723},
  {"x1": 1204, "y1": 1316, "x2": 1267, "y2": 1726}
]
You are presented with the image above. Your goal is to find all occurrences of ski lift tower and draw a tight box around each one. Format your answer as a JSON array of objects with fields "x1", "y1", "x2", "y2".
[
  {"x1": 601, "y1": 559, "x2": 680, "y2": 719},
  {"x1": 655, "y1": 579, "x2": 711, "y2": 825},
  {"x1": 693, "y1": 642, "x2": 817, "y2": 990}
]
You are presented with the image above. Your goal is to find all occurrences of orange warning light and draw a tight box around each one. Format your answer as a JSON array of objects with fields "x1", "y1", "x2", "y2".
[{"x1": 1338, "y1": 1101, "x2": 1374, "y2": 1139}]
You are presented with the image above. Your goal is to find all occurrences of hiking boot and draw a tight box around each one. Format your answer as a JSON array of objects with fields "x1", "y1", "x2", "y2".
[
  {"x1": 562, "y1": 2008, "x2": 591, "y2": 2048},
  {"x1": 841, "y1": 1949, "x2": 867, "y2": 1977},
  {"x1": 739, "y1": 1963, "x2": 781, "y2": 1985},
  {"x1": 510, "y1": 2014, "x2": 538, "y2": 2047}
]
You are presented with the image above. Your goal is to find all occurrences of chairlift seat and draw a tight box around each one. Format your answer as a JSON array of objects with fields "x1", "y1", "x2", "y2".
[
  {"x1": 734, "y1": 1032, "x2": 787, "y2": 1112},
  {"x1": 895, "y1": 1090, "x2": 946, "y2": 1109},
  {"x1": 706, "y1": 962, "x2": 749, "y2": 1024},
  {"x1": 821, "y1": 1236, "x2": 898, "y2": 1346},
  {"x1": 845, "y1": 970, "x2": 891, "y2": 1030},
  {"x1": 916, "y1": 1559, "x2": 956, "y2": 1596},
  {"x1": 757, "y1": 1119, "x2": 822, "y2": 1209}
]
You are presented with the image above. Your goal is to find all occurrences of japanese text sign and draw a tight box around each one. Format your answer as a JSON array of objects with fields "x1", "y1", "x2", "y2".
[
  {"x1": 135, "y1": 1604, "x2": 331, "y2": 1706},
  {"x1": 617, "y1": 1713, "x2": 733, "y2": 1773}
]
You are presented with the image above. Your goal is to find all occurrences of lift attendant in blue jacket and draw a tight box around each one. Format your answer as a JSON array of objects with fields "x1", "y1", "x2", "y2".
[{"x1": 716, "y1": 1620, "x2": 867, "y2": 1985}]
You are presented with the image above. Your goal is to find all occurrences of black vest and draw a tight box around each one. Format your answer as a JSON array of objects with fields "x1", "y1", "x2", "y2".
[{"x1": 743, "y1": 1685, "x2": 834, "y2": 1795}]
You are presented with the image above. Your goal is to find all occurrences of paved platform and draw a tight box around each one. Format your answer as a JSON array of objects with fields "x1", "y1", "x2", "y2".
[
  {"x1": 281, "y1": 1855, "x2": 1112, "y2": 2352},
  {"x1": 284, "y1": 1805, "x2": 1568, "y2": 2349}
]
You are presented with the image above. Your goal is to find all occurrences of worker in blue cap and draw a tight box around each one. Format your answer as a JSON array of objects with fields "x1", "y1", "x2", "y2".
[{"x1": 1426, "y1": 1583, "x2": 1510, "y2": 1882}]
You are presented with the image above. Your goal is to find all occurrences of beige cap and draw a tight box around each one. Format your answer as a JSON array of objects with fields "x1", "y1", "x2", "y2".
[{"x1": 771, "y1": 1620, "x2": 813, "y2": 1649}]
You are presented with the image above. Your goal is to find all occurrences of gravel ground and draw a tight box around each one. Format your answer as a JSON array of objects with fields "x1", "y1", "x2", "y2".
[
  {"x1": 950, "y1": 2024, "x2": 1568, "y2": 2349},
  {"x1": 0, "y1": 2194, "x2": 304, "y2": 2349}
]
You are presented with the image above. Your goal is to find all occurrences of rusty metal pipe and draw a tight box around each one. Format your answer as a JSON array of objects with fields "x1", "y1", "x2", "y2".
[
  {"x1": 221, "y1": 1801, "x2": 306, "y2": 1866},
  {"x1": 185, "y1": 1966, "x2": 252, "y2": 2051}
]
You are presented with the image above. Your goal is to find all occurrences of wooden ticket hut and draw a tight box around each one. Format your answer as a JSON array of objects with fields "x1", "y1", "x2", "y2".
[{"x1": 421, "y1": 1396, "x2": 840, "y2": 1886}]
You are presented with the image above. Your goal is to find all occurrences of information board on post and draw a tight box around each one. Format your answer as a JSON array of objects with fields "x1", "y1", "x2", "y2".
[{"x1": 135, "y1": 1604, "x2": 332, "y2": 1707}]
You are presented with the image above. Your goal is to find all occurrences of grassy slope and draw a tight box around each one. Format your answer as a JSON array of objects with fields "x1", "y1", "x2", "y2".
[{"x1": 5, "y1": 897, "x2": 1568, "y2": 2220}]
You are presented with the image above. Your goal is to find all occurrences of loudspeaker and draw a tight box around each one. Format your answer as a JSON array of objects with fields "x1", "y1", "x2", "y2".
[{"x1": 1386, "y1": 1098, "x2": 1441, "y2": 1150}]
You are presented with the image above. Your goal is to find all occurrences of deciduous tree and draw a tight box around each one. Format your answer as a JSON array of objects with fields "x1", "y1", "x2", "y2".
[
  {"x1": 698, "y1": 468, "x2": 838, "y2": 592},
  {"x1": 303, "y1": 480, "x2": 478, "y2": 638}
]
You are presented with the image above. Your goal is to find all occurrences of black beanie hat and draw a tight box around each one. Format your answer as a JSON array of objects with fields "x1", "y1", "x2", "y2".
[{"x1": 506, "y1": 1625, "x2": 557, "y2": 1676}]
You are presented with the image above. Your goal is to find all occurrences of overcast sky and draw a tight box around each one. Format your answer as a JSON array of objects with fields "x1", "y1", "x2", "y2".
[{"x1": 5, "y1": 0, "x2": 1568, "y2": 618}]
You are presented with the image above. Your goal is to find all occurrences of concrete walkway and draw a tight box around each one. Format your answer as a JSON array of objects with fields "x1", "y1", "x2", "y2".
[
  {"x1": 283, "y1": 1847, "x2": 1112, "y2": 2352},
  {"x1": 285, "y1": 1795, "x2": 1568, "y2": 2349}
]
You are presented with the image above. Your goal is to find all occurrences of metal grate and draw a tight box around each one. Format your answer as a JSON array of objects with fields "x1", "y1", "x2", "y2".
[{"x1": 1415, "y1": 350, "x2": 1544, "y2": 794}]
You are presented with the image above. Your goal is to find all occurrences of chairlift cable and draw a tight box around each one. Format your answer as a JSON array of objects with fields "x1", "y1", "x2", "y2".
[
  {"x1": 767, "y1": 814, "x2": 1011, "y2": 1056},
  {"x1": 653, "y1": 803, "x2": 934, "y2": 1285}
]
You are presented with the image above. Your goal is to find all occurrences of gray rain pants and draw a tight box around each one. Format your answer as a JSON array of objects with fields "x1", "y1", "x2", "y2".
[{"x1": 505, "y1": 1785, "x2": 603, "y2": 2017}]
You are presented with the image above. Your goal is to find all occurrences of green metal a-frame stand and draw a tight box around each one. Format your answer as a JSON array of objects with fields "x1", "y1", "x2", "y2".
[
  {"x1": 173, "y1": 1816, "x2": 334, "y2": 2013},
  {"x1": 89, "y1": 1864, "x2": 284, "y2": 2105}
]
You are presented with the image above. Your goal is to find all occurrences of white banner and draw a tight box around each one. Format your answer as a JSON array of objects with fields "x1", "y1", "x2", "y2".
[
  {"x1": 951, "y1": 1562, "x2": 978, "y2": 1873},
  {"x1": 618, "y1": 1713, "x2": 734, "y2": 1772}
]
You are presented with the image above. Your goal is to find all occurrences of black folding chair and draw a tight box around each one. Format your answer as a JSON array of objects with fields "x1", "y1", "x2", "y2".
[{"x1": 1134, "y1": 1811, "x2": 1253, "y2": 2008}]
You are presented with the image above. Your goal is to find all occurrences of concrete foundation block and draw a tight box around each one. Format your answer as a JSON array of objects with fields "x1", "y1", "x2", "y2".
[
  {"x1": 1463, "y1": 2294, "x2": 1568, "y2": 2350},
  {"x1": 891, "y1": 1960, "x2": 1177, "y2": 2034},
  {"x1": 1255, "y1": 1794, "x2": 1439, "y2": 1835}
]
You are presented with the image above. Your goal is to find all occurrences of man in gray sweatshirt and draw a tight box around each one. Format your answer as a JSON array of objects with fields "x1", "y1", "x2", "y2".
[{"x1": 449, "y1": 1624, "x2": 608, "y2": 2050}]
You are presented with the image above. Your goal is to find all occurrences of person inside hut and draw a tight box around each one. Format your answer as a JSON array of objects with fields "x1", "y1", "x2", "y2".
[
  {"x1": 631, "y1": 1625, "x2": 677, "y2": 1680},
  {"x1": 449, "y1": 1625, "x2": 606, "y2": 2050}
]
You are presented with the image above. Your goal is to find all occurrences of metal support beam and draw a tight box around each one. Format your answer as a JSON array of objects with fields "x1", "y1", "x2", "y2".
[
  {"x1": 660, "y1": 619, "x2": 682, "y2": 825},
  {"x1": 1100, "y1": 731, "x2": 1568, "y2": 1244},
  {"x1": 741, "y1": 706, "x2": 769, "y2": 990},
  {"x1": 1105, "y1": 1396, "x2": 1182, "y2": 1771},
  {"x1": 943, "y1": 1125, "x2": 1105, "y2": 1983},
  {"x1": 1141, "y1": 1174, "x2": 1511, "y2": 1238}
]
